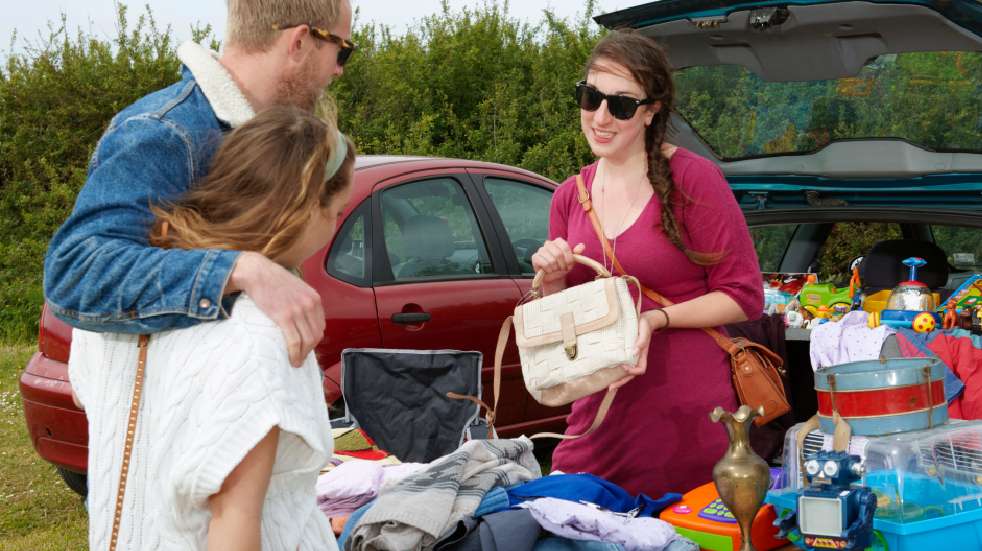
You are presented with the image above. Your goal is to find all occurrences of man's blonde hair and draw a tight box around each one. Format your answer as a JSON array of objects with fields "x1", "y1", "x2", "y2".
[{"x1": 226, "y1": 0, "x2": 345, "y2": 52}]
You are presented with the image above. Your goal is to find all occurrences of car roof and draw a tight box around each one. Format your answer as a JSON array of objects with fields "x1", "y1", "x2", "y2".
[
  {"x1": 345, "y1": 155, "x2": 555, "y2": 207},
  {"x1": 354, "y1": 155, "x2": 554, "y2": 183}
]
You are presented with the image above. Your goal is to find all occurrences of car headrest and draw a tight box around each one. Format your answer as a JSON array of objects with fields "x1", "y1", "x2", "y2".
[
  {"x1": 860, "y1": 239, "x2": 949, "y2": 292},
  {"x1": 402, "y1": 215, "x2": 454, "y2": 260}
]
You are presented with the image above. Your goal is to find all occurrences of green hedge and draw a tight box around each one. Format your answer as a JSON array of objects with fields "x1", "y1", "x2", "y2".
[
  {"x1": 0, "y1": 2, "x2": 603, "y2": 342},
  {"x1": 2, "y1": 1, "x2": 974, "y2": 342}
]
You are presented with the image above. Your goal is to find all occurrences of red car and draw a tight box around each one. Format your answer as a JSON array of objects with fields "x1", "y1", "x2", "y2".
[{"x1": 20, "y1": 156, "x2": 565, "y2": 496}]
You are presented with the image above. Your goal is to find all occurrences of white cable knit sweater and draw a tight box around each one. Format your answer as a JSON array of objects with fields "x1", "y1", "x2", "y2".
[{"x1": 69, "y1": 296, "x2": 338, "y2": 550}]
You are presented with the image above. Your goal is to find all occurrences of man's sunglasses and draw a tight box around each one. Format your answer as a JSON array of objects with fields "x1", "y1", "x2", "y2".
[
  {"x1": 575, "y1": 81, "x2": 654, "y2": 120},
  {"x1": 272, "y1": 23, "x2": 356, "y2": 67}
]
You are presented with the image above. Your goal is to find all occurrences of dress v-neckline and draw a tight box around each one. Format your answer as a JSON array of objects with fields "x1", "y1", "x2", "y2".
[{"x1": 588, "y1": 170, "x2": 655, "y2": 242}]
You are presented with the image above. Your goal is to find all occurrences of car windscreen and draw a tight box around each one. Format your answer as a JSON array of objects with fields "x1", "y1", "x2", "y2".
[{"x1": 674, "y1": 51, "x2": 981, "y2": 161}]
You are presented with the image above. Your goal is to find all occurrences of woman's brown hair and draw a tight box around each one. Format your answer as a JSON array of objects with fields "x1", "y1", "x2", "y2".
[
  {"x1": 586, "y1": 30, "x2": 723, "y2": 265},
  {"x1": 149, "y1": 106, "x2": 355, "y2": 260}
]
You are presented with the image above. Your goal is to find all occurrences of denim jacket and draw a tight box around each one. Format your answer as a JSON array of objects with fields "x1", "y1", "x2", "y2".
[{"x1": 44, "y1": 42, "x2": 256, "y2": 333}]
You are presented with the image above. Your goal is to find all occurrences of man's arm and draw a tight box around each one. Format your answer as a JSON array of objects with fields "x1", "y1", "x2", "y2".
[
  {"x1": 45, "y1": 115, "x2": 325, "y2": 365},
  {"x1": 44, "y1": 115, "x2": 238, "y2": 333}
]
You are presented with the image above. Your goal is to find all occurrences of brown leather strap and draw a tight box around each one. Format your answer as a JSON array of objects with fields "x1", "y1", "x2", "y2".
[
  {"x1": 446, "y1": 392, "x2": 497, "y2": 428},
  {"x1": 494, "y1": 315, "x2": 618, "y2": 441},
  {"x1": 575, "y1": 175, "x2": 735, "y2": 353},
  {"x1": 530, "y1": 386, "x2": 618, "y2": 441},
  {"x1": 110, "y1": 334, "x2": 149, "y2": 551}
]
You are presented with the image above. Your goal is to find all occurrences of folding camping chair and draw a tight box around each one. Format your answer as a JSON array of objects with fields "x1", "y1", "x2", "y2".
[{"x1": 330, "y1": 348, "x2": 496, "y2": 463}]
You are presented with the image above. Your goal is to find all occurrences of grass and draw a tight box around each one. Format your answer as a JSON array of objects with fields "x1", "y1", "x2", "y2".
[{"x1": 0, "y1": 344, "x2": 88, "y2": 551}]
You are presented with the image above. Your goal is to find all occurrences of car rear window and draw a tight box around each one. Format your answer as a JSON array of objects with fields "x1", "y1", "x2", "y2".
[{"x1": 674, "y1": 51, "x2": 982, "y2": 160}]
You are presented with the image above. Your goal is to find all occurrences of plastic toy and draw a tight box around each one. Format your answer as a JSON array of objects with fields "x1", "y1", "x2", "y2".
[
  {"x1": 940, "y1": 274, "x2": 982, "y2": 329},
  {"x1": 799, "y1": 275, "x2": 853, "y2": 318},
  {"x1": 867, "y1": 257, "x2": 941, "y2": 331},
  {"x1": 763, "y1": 273, "x2": 814, "y2": 315},
  {"x1": 774, "y1": 451, "x2": 877, "y2": 551},
  {"x1": 911, "y1": 312, "x2": 936, "y2": 332},
  {"x1": 660, "y1": 480, "x2": 787, "y2": 551},
  {"x1": 773, "y1": 419, "x2": 982, "y2": 551}
]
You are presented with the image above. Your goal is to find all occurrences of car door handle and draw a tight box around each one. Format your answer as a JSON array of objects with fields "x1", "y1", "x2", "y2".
[{"x1": 391, "y1": 312, "x2": 431, "y2": 324}]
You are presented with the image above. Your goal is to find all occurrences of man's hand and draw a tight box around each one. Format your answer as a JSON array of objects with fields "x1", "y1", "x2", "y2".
[{"x1": 228, "y1": 252, "x2": 325, "y2": 367}]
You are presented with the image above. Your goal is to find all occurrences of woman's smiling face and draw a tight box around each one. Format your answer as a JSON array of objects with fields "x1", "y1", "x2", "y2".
[{"x1": 580, "y1": 59, "x2": 658, "y2": 162}]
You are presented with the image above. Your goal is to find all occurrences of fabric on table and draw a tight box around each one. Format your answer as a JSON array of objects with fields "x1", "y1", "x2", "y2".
[
  {"x1": 809, "y1": 311, "x2": 894, "y2": 371},
  {"x1": 519, "y1": 497, "x2": 687, "y2": 551},
  {"x1": 549, "y1": 151, "x2": 763, "y2": 498},
  {"x1": 896, "y1": 328, "x2": 981, "y2": 417},
  {"x1": 474, "y1": 487, "x2": 510, "y2": 517},
  {"x1": 317, "y1": 460, "x2": 384, "y2": 517},
  {"x1": 533, "y1": 537, "x2": 625, "y2": 551},
  {"x1": 435, "y1": 509, "x2": 542, "y2": 551},
  {"x1": 338, "y1": 501, "x2": 374, "y2": 550},
  {"x1": 505, "y1": 473, "x2": 680, "y2": 517},
  {"x1": 346, "y1": 437, "x2": 540, "y2": 551}
]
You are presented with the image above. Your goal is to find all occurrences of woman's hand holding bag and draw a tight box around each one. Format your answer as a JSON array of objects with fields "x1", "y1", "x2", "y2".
[{"x1": 492, "y1": 252, "x2": 644, "y2": 439}]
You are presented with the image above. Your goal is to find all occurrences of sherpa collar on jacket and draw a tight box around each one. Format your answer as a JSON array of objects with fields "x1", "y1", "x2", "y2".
[{"x1": 177, "y1": 41, "x2": 255, "y2": 128}]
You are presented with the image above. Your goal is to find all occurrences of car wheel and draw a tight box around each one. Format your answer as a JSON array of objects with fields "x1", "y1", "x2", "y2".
[{"x1": 57, "y1": 467, "x2": 87, "y2": 497}]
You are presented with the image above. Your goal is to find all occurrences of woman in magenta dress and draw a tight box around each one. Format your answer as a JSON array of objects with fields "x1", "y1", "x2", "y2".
[{"x1": 531, "y1": 30, "x2": 763, "y2": 498}]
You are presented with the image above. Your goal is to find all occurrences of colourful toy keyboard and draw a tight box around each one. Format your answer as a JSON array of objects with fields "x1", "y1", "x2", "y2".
[{"x1": 698, "y1": 497, "x2": 737, "y2": 523}]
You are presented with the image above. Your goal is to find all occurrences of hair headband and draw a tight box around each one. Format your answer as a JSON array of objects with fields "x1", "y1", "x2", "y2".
[{"x1": 324, "y1": 129, "x2": 348, "y2": 181}]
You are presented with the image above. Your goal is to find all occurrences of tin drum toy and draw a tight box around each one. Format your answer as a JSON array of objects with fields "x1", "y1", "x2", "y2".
[{"x1": 814, "y1": 358, "x2": 948, "y2": 436}]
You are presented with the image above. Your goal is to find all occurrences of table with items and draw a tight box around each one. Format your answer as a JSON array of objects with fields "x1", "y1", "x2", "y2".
[{"x1": 314, "y1": 255, "x2": 982, "y2": 551}]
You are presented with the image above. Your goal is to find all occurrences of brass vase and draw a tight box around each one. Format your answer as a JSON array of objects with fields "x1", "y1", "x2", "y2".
[{"x1": 710, "y1": 405, "x2": 771, "y2": 551}]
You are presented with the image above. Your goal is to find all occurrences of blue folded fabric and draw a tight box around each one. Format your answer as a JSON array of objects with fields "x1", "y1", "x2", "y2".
[
  {"x1": 505, "y1": 473, "x2": 681, "y2": 517},
  {"x1": 475, "y1": 486, "x2": 511, "y2": 517}
]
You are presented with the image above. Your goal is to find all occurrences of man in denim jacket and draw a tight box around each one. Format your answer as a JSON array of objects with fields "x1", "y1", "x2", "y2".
[{"x1": 44, "y1": 0, "x2": 353, "y2": 366}]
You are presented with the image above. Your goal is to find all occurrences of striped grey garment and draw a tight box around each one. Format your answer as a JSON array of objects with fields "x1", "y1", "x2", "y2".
[{"x1": 347, "y1": 437, "x2": 541, "y2": 551}]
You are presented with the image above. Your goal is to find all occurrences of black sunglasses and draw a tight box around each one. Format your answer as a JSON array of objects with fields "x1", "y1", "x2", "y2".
[
  {"x1": 272, "y1": 23, "x2": 357, "y2": 67},
  {"x1": 575, "y1": 81, "x2": 654, "y2": 120}
]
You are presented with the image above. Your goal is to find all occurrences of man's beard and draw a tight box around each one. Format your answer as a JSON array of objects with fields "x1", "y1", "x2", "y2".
[{"x1": 274, "y1": 61, "x2": 324, "y2": 111}]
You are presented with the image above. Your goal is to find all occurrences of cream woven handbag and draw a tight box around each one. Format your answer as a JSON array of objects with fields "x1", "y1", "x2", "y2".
[{"x1": 492, "y1": 254, "x2": 641, "y2": 439}]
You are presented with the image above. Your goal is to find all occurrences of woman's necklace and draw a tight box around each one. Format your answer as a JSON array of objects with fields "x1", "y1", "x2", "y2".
[{"x1": 598, "y1": 162, "x2": 643, "y2": 273}]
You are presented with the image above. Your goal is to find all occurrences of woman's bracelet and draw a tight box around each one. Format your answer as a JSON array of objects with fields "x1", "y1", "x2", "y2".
[{"x1": 655, "y1": 308, "x2": 670, "y2": 330}]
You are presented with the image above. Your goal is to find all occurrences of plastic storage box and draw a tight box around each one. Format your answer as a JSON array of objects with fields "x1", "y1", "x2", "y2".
[{"x1": 772, "y1": 419, "x2": 982, "y2": 549}]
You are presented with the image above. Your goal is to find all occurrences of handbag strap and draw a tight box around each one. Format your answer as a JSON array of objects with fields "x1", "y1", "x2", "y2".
[
  {"x1": 575, "y1": 175, "x2": 736, "y2": 355},
  {"x1": 492, "y1": 315, "x2": 618, "y2": 441},
  {"x1": 447, "y1": 315, "x2": 512, "y2": 432},
  {"x1": 110, "y1": 334, "x2": 149, "y2": 551}
]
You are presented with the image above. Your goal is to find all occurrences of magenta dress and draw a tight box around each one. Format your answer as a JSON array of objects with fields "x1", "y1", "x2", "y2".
[{"x1": 549, "y1": 148, "x2": 764, "y2": 498}]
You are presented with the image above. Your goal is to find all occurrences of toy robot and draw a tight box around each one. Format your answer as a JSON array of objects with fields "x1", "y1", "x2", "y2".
[{"x1": 776, "y1": 451, "x2": 877, "y2": 551}]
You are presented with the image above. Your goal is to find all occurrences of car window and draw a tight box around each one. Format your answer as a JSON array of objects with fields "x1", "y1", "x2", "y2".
[
  {"x1": 931, "y1": 226, "x2": 982, "y2": 273},
  {"x1": 380, "y1": 178, "x2": 493, "y2": 281},
  {"x1": 326, "y1": 201, "x2": 369, "y2": 286},
  {"x1": 482, "y1": 178, "x2": 551, "y2": 275},
  {"x1": 674, "y1": 51, "x2": 982, "y2": 160},
  {"x1": 817, "y1": 223, "x2": 901, "y2": 284},
  {"x1": 750, "y1": 225, "x2": 798, "y2": 272}
]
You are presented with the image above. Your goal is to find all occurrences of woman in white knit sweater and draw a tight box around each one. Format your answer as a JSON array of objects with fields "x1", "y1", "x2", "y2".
[{"x1": 69, "y1": 106, "x2": 354, "y2": 550}]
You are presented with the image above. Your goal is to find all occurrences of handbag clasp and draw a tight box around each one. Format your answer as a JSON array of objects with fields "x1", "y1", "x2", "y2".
[{"x1": 565, "y1": 343, "x2": 578, "y2": 360}]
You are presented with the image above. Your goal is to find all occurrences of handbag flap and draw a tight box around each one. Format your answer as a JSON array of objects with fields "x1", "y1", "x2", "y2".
[{"x1": 514, "y1": 277, "x2": 622, "y2": 347}]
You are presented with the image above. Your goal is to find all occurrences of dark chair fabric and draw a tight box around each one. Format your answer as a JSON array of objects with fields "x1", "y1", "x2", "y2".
[{"x1": 337, "y1": 349, "x2": 483, "y2": 463}]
